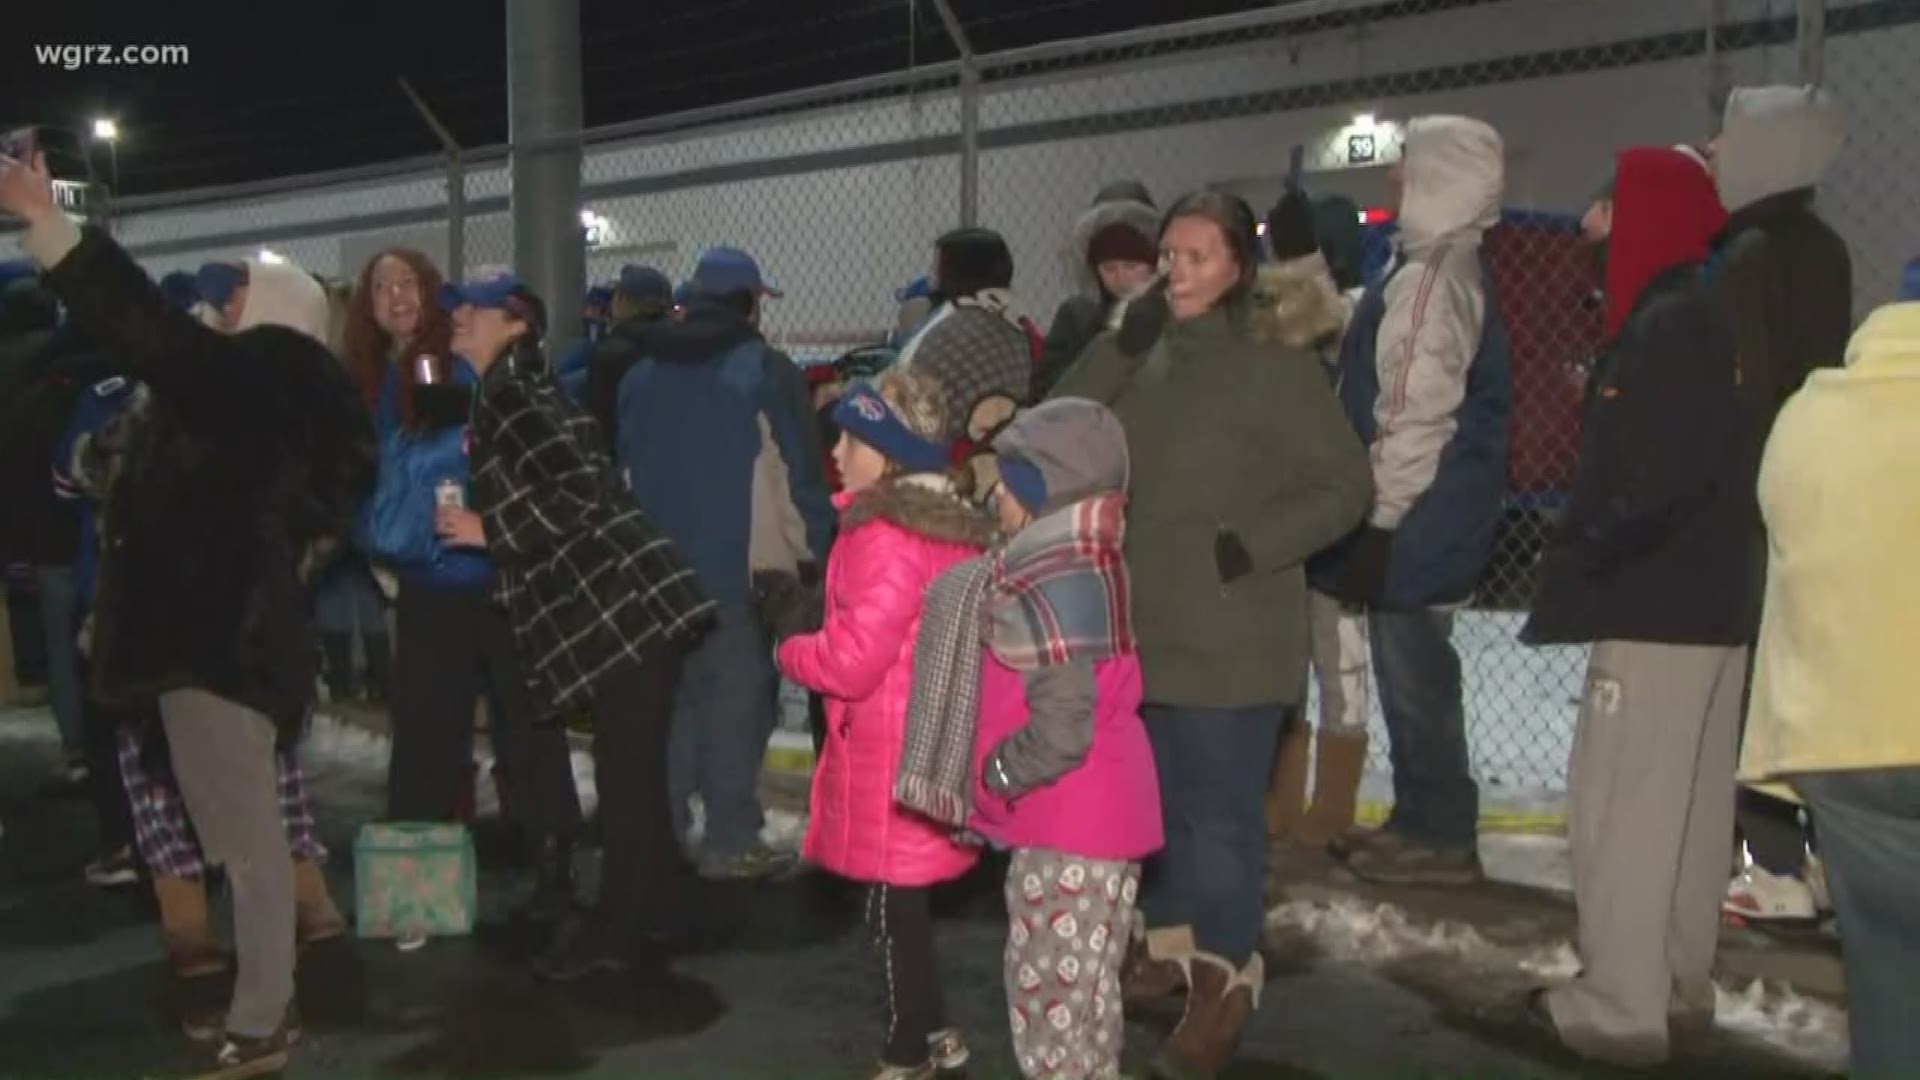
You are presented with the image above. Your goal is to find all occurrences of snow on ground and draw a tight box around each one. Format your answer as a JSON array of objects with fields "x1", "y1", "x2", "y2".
[{"x1": 1267, "y1": 896, "x2": 1851, "y2": 1072}]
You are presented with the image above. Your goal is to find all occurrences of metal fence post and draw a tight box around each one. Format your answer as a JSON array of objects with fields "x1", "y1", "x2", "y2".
[
  {"x1": 507, "y1": 0, "x2": 586, "y2": 362},
  {"x1": 932, "y1": 0, "x2": 979, "y2": 228},
  {"x1": 1797, "y1": 0, "x2": 1825, "y2": 86},
  {"x1": 399, "y1": 78, "x2": 466, "y2": 283}
]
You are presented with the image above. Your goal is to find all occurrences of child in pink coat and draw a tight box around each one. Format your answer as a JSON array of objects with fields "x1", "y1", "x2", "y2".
[
  {"x1": 775, "y1": 367, "x2": 995, "y2": 1080},
  {"x1": 907, "y1": 398, "x2": 1163, "y2": 1080}
]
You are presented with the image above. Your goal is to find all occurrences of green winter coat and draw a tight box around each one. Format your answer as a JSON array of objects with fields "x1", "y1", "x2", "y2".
[{"x1": 1051, "y1": 304, "x2": 1371, "y2": 708}]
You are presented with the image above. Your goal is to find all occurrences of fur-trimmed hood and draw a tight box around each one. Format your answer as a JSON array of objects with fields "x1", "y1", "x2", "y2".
[
  {"x1": 838, "y1": 475, "x2": 998, "y2": 548},
  {"x1": 1247, "y1": 251, "x2": 1349, "y2": 350},
  {"x1": 1066, "y1": 199, "x2": 1161, "y2": 300}
]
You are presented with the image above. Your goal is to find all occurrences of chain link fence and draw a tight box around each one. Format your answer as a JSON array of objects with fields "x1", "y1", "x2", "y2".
[{"x1": 20, "y1": 0, "x2": 1916, "y2": 812}]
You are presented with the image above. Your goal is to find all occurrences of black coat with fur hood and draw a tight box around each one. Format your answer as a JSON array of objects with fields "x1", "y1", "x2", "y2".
[{"x1": 33, "y1": 227, "x2": 375, "y2": 742}]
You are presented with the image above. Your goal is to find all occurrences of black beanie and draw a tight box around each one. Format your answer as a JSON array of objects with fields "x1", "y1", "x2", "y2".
[
  {"x1": 935, "y1": 228, "x2": 1014, "y2": 296},
  {"x1": 1266, "y1": 186, "x2": 1320, "y2": 263},
  {"x1": 1086, "y1": 222, "x2": 1159, "y2": 268}
]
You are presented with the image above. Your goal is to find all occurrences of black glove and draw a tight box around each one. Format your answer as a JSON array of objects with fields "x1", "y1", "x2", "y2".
[
  {"x1": 1116, "y1": 284, "x2": 1170, "y2": 358},
  {"x1": 1266, "y1": 184, "x2": 1320, "y2": 262},
  {"x1": 1214, "y1": 528, "x2": 1255, "y2": 585},
  {"x1": 1328, "y1": 525, "x2": 1394, "y2": 605},
  {"x1": 413, "y1": 384, "x2": 472, "y2": 431},
  {"x1": 754, "y1": 570, "x2": 823, "y2": 646}
]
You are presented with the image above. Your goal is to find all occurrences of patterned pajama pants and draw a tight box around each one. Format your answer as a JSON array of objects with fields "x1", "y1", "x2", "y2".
[
  {"x1": 1004, "y1": 849, "x2": 1141, "y2": 1080},
  {"x1": 118, "y1": 725, "x2": 325, "y2": 878}
]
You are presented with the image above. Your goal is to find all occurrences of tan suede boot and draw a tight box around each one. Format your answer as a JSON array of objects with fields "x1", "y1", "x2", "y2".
[
  {"x1": 294, "y1": 858, "x2": 347, "y2": 945},
  {"x1": 1263, "y1": 720, "x2": 1311, "y2": 843},
  {"x1": 1298, "y1": 727, "x2": 1369, "y2": 848},
  {"x1": 154, "y1": 873, "x2": 226, "y2": 977},
  {"x1": 1122, "y1": 924, "x2": 1195, "y2": 1007},
  {"x1": 1153, "y1": 952, "x2": 1264, "y2": 1080}
]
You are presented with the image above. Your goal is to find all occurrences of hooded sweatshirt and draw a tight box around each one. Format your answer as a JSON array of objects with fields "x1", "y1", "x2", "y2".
[
  {"x1": 1311, "y1": 115, "x2": 1513, "y2": 610},
  {"x1": 1710, "y1": 85, "x2": 1852, "y2": 438},
  {"x1": 1524, "y1": 148, "x2": 1754, "y2": 648},
  {"x1": 1036, "y1": 183, "x2": 1160, "y2": 397}
]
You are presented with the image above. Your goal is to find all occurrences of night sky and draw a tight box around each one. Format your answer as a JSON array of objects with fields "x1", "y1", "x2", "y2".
[{"x1": 5, "y1": 0, "x2": 1285, "y2": 199}]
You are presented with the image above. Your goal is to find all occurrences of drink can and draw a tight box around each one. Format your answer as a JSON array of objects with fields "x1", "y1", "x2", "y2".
[{"x1": 434, "y1": 478, "x2": 464, "y2": 511}]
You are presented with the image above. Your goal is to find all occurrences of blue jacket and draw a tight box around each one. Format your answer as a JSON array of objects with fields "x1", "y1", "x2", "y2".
[
  {"x1": 609, "y1": 302, "x2": 833, "y2": 607},
  {"x1": 357, "y1": 361, "x2": 493, "y2": 591},
  {"x1": 1311, "y1": 254, "x2": 1512, "y2": 610}
]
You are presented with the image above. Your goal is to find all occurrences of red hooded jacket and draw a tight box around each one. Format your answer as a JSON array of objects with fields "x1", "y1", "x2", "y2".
[{"x1": 1604, "y1": 147, "x2": 1728, "y2": 340}]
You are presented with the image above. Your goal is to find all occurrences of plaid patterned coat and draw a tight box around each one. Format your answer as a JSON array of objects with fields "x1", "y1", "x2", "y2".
[{"x1": 470, "y1": 353, "x2": 715, "y2": 719}]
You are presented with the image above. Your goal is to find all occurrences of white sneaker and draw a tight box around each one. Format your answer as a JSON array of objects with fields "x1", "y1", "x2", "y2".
[{"x1": 1724, "y1": 864, "x2": 1819, "y2": 923}]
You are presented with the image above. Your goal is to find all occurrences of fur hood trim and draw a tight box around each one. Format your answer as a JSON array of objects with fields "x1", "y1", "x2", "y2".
[
  {"x1": 1248, "y1": 252, "x2": 1348, "y2": 351},
  {"x1": 1066, "y1": 199, "x2": 1161, "y2": 298},
  {"x1": 842, "y1": 475, "x2": 998, "y2": 547}
]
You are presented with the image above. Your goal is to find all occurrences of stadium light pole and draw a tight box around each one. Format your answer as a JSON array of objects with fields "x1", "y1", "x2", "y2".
[{"x1": 90, "y1": 117, "x2": 119, "y2": 192}]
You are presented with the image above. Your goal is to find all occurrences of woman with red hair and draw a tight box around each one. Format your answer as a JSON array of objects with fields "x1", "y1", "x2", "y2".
[{"x1": 348, "y1": 249, "x2": 583, "y2": 920}]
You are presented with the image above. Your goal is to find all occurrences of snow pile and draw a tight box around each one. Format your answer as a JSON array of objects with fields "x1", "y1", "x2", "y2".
[
  {"x1": 1268, "y1": 897, "x2": 1849, "y2": 1071},
  {"x1": 1715, "y1": 978, "x2": 1850, "y2": 1073}
]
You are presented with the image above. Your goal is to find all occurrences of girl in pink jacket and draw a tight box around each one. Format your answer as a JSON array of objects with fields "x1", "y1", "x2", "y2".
[
  {"x1": 907, "y1": 398, "x2": 1162, "y2": 1080},
  {"x1": 775, "y1": 367, "x2": 995, "y2": 1080}
]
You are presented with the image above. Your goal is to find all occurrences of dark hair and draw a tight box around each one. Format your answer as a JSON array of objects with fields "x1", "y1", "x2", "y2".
[
  {"x1": 1160, "y1": 189, "x2": 1262, "y2": 309},
  {"x1": 344, "y1": 247, "x2": 452, "y2": 427}
]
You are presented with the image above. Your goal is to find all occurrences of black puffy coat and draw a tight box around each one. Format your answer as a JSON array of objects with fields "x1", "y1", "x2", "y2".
[{"x1": 37, "y1": 229, "x2": 375, "y2": 741}]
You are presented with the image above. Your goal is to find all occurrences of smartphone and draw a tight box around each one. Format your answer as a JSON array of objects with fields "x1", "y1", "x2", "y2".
[{"x1": 0, "y1": 126, "x2": 37, "y2": 167}]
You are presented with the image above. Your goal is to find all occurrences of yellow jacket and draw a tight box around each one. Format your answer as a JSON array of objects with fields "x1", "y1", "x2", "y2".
[{"x1": 1740, "y1": 301, "x2": 1920, "y2": 791}]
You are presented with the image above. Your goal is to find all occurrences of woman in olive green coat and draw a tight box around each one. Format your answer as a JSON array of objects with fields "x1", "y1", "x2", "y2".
[{"x1": 1052, "y1": 188, "x2": 1371, "y2": 1078}]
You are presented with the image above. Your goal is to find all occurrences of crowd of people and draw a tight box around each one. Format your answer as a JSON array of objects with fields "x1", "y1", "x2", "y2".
[{"x1": 0, "y1": 77, "x2": 1916, "y2": 1080}]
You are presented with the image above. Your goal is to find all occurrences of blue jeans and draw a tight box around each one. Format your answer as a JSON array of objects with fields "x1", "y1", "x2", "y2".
[
  {"x1": 1795, "y1": 768, "x2": 1920, "y2": 1078},
  {"x1": 35, "y1": 566, "x2": 84, "y2": 755},
  {"x1": 1140, "y1": 703, "x2": 1288, "y2": 964},
  {"x1": 668, "y1": 604, "x2": 777, "y2": 858},
  {"x1": 1371, "y1": 609, "x2": 1478, "y2": 849},
  {"x1": 315, "y1": 556, "x2": 386, "y2": 634}
]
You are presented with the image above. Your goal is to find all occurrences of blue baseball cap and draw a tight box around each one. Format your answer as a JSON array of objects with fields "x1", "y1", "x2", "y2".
[
  {"x1": 894, "y1": 274, "x2": 934, "y2": 303},
  {"x1": 158, "y1": 270, "x2": 200, "y2": 312},
  {"x1": 617, "y1": 264, "x2": 673, "y2": 302},
  {"x1": 437, "y1": 272, "x2": 548, "y2": 336},
  {"x1": 195, "y1": 262, "x2": 248, "y2": 310},
  {"x1": 690, "y1": 247, "x2": 782, "y2": 299}
]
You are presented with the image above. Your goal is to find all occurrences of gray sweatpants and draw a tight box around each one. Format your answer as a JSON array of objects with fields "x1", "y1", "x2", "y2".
[
  {"x1": 159, "y1": 689, "x2": 296, "y2": 1040},
  {"x1": 1545, "y1": 641, "x2": 1744, "y2": 1066}
]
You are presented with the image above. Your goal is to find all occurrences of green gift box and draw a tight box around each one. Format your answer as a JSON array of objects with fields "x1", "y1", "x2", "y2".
[{"x1": 353, "y1": 822, "x2": 477, "y2": 940}]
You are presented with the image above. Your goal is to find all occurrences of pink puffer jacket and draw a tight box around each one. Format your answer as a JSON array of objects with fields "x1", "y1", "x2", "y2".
[{"x1": 778, "y1": 482, "x2": 992, "y2": 887}]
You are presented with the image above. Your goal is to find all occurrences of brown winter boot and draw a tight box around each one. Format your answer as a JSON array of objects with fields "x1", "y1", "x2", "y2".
[
  {"x1": 154, "y1": 873, "x2": 226, "y2": 977},
  {"x1": 1263, "y1": 720, "x2": 1311, "y2": 843},
  {"x1": 1122, "y1": 925, "x2": 1195, "y2": 1007},
  {"x1": 294, "y1": 858, "x2": 348, "y2": 946},
  {"x1": 1297, "y1": 727, "x2": 1369, "y2": 848},
  {"x1": 1153, "y1": 951, "x2": 1264, "y2": 1080}
]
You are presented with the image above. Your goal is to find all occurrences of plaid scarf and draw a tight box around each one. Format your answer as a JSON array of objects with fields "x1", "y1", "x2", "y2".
[
  {"x1": 896, "y1": 555, "x2": 996, "y2": 828},
  {"x1": 896, "y1": 493, "x2": 1132, "y2": 827}
]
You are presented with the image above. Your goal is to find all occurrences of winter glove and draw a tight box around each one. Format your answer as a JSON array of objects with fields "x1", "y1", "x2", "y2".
[
  {"x1": 1214, "y1": 528, "x2": 1255, "y2": 585},
  {"x1": 982, "y1": 744, "x2": 1023, "y2": 801},
  {"x1": 1328, "y1": 525, "x2": 1394, "y2": 606},
  {"x1": 1115, "y1": 284, "x2": 1170, "y2": 357},
  {"x1": 754, "y1": 569, "x2": 824, "y2": 646},
  {"x1": 413, "y1": 384, "x2": 471, "y2": 431},
  {"x1": 1266, "y1": 184, "x2": 1321, "y2": 263}
]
